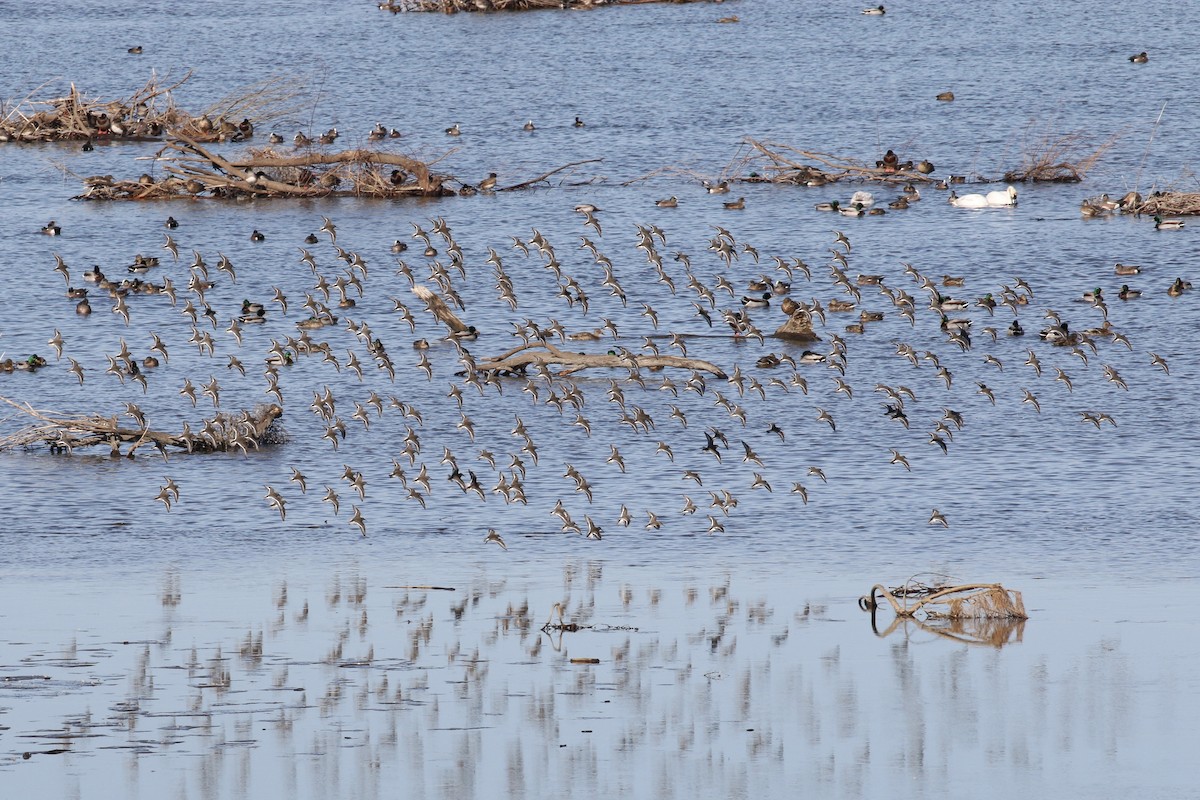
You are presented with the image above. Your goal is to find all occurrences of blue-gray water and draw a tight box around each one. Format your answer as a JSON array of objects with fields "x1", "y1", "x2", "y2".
[{"x1": 2, "y1": 1, "x2": 1199, "y2": 797}]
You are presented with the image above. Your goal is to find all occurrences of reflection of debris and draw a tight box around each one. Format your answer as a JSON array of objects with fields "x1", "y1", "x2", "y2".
[
  {"x1": 860, "y1": 581, "x2": 1027, "y2": 620},
  {"x1": 859, "y1": 579, "x2": 1028, "y2": 648}
]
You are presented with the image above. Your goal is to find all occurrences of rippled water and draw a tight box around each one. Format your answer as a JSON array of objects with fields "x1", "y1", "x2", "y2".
[{"x1": 2, "y1": 0, "x2": 1199, "y2": 797}]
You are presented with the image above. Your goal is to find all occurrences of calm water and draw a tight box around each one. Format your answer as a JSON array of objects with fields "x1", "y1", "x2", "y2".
[{"x1": 2, "y1": 1, "x2": 1199, "y2": 797}]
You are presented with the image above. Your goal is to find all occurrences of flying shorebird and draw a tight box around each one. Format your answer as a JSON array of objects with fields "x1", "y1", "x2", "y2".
[
  {"x1": 349, "y1": 505, "x2": 366, "y2": 536},
  {"x1": 889, "y1": 449, "x2": 911, "y2": 471},
  {"x1": 320, "y1": 216, "x2": 337, "y2": 243},
  {"x1": 484, "y1": 529, "x2": 507, "y2": 550},
  {"x1": 929, "y1": 508, "x2": 949, "y2": 527},
  {"x1": 264, "y1": 485, "x2": 287, "y2": 521}
]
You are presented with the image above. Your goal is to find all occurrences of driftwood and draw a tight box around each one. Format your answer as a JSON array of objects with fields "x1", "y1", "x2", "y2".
[
  {"x1": 411, "y1": 286, "x2": 470, "y2": 333},
  {"x1": 381, "y1": 0, "x2": 721, "y2": 13},
  {"x1": 1, "y1": 73, "x2": 301, "y2": 145},
  {"x1": 76, "y1": 136, "x2": 455, "y2": 200},
  {"x1": 774, "y1": 308, "x2": 820, "y2": 342},
  {"x1": 0, "y1": 396, "x2": 284, "y2": 458},
  {"x1": 478, "y1": 341, "x2": 727, "y2": 378},
  {"x1": 497, "y1": 159, "x2": 603, "y2": 192},
  {"x1": 740, "y1": 138, "x2": 941, "y2": 186},
  {"x1": 859, "y1": 582, "x2": 1027, "y2": 620},
  {"x1": 1001, "y1": 128, "x2": 1114, "y2": 183}
]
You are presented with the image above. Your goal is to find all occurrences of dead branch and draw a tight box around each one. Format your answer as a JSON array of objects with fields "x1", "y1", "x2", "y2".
[
  {"x1": 477, "y1": 341, "x2": 727, "y2": 378},
  {"x1": 498, "y1": 159, "x2": 604, "y2": 192},
  {"x1": 0, "y1": 396, "x2": 284, "y2": 457},
  {"x1": 411, "y1": 286, "x2": 470, "y2": 333},
  {"x1": 859, "y1": 582, "x2": 1027, "y2": 620}
]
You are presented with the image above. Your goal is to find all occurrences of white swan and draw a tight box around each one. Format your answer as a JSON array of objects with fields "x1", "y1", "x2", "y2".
[
  {"x1": 948, "y1": 190, "x2": 989, "y2": 209},
  {"x1": 986, "y1": 185, "x2": 1018, "y2": 206}
]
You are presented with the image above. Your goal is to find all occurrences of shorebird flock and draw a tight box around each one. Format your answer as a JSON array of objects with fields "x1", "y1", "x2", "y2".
[{"x1": 20, "y1": 198, "x2": 1176, "y2": 544}]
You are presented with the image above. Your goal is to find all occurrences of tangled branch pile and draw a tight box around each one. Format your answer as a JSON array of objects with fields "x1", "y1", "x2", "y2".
[
  {"x1": 1002, "y1": 129, "x2": 1115, "y2": 183},
  {"x1": 0, "y1": 74, "x2": 300, "y2": 145},
  {"x1": 0, "y1": 397, "x2": 284, "y2": 458},
  {"x1": 478, "y1": 341, "x2": 727, "y2": 378},
  {"x1": 738, "y1": 138, "x2": 939, "y2": 186},
  {"x1": 1132, "y1": 192, "x2": 1200, "y2": 216},
  {"x1": 860, "y1": 581, "x2": 1028, "y2": 620},
  {"x1": 76, "y1": 136, "x2": 455, "y2": 200}
]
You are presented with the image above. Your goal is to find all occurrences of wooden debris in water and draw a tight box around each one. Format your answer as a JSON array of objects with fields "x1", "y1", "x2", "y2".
[
  {"x1": 0, "y1": 73, "x2": 300, "y2": 145},
  {"x1": 380, "y1": 0, "x2": 720, "y2": 14},
  {"x1": 774, "y1": 307, "x2": 821, "y2": 342},
  {"x1": 739, "y1": 138, "x2": 941, "y2": 186},
  {"x1": 478, "y1": 341, "x2": 727, "y2": 379},
  {"x1": 859, "y1": 581, "x2": 1028, "y2": 620},
  {"x1": 76, "y1": 136, "x2": 454, "y2": 200},
  {"x1": 1001, "y1": 128, "x2": 1114, "y2": 183},
  {"x1": 0, "y1": 396, "x2": 284, "y2": 458}
]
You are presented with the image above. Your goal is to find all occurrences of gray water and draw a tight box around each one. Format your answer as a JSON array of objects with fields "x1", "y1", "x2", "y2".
[{"x1": 2, "y1": 1, "x2": 1199, "y2": 797}]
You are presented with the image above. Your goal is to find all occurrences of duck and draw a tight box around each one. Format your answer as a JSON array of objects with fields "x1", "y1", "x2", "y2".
[
  {"x1": 936, "y1": 91, "x2": 955, "y2": 101},
  {"x1": 742, "y1": 293, "x2": 771, "y2": 309},
  {"x1": 1168, "y1": 278, "x2": 1191, "y2": 296},
  {"x1": 814, "y1": 200, "x2": 840, "y2": 212},
  {"x1": 83, "y1": 266, "x2": 105, "y2": 283},
  {"x1": 268, "y1": 132, "x2": 284, "y2": 144},
  {"x1": 916, "y1": 160, "x2": 935, "y2": 174},
  {"x1": 522, "y1": 120, "x2": 536, "y2": 131},
  {"x1": 799, "y1": 351, "x2": 827, "y2": 364},
  {"x1": 948, "y1": 191, "x2": 989, "y2": 209},
  {"x1": 368, "y1": 122, "x2": 388, "y2": 140},
  {"x1": 860, "y1": 310, "x2": 884, "y2": 322},
  {"x1": 294, "y1": 131, "x2": 312, "y2": 146},
  {"x1": 142, "y1": 355, "x2": 160, "y2": 369},
  {"x1": 76, "y1": 298, "x2": 92, "y2": 315},
  {"x1": 445, "y1": 123, "x2": 461, "y2": 136},
  {"x1": 772, "y1": 280, "x2": 791, "y2": 295},
  {"x1": 128, "y1": 45, "x2": 143, "y2": 54},
  {"x1": 827, "y1": 299, "x2": 856, "y2": 312},
  {"x1": 391, "y1": 240, "x2": 408, "y2": 253},
  {"x1": 250, "y1": 229, "x2": 266, "y2": 242},
  {"x1": 451, "y1": 325, "x2": 479, "y2": 341},
  {"x1": 655, "y1": 196, "x2": 678, "y2": 208},
  {"x1": 41, "y1": 220, "x2": 61, "y2": 236},
  {"x1": 747, "y1": 277, "x2": 771, "y2": 293},
  {"x1": 756, "y1": 354, "x2": 782, "y2": 369},
  {"x1": 880, "y1": 149, "x2": 898, "y2": 172},
  {"x1": 1082, "y1": 287, "x2": 1103, "y2": 301},
  {"x1": 839, "y1": 202, "x2": 865, "y2": 217},
  {"x1": 888, "y1": 196, "x2": 909, "y2": 210},
  {"x1": 66, "y1": 287, "x2": 88, "y2": 298},
  {"x1": 164, "y1": 216, "x2": 178, "y2": 229},
  {"x1": 1114, "y1": 263, "x2": 1141, "y2": 275},
  {"x1": 1129, "y1": 51, "x2": 1148, "y2": 63},
  {"x1": 242, "y1": 300, "x2": 265, "y2": 316},
  {"x1": 478, "y1": 172, "x2": 498, "y2": 192},
  {"x1": 390, "y1": 169, "x2": 407, "y2": 185},
  {"x1": 942, "y1": 275, "x2": 965, "y2": 286},
  {"x1": 1118, "y1": 284, "x2": 1141, "y2": 300},
  {"x1": 862, "y1": 4, "x2": 885, "y2": 14},
  {"x1": 985, "y1": 185, "x2": 1018, "y2": 206},
  {"x1": 238, "y1": 118, "x2": 254, "y2": 138},
  {"x1": 574, "y1": 116, "x2": 585, "y2": 127},
  {"x1": 780, "y1": 298, "x2": 801, "y2": 316},
  {"x1": 1155, "y1": 215, "x2": 1185, "y2": 230},
  {"x1": 935, "y1": 294, "x2": 969, "y2": 311},
  {"x1": 305, "y1": 233, "x2": 319, "y2": 244},
  {"x1": 723, "y1": 197, "x2": 746, "y2": 210},
  {"x1": 705, "y1": 180, "x2": 730, "y2": 194},
  {"x1": 1008, "y1": 319, "x2": 1024, "y2": 336}
]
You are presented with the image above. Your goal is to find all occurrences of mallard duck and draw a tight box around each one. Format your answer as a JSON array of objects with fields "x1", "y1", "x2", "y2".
[
  {"x1": 888, "y1": 196, "x2": 909, "y2": 209},
  {"x1": 1118, "y1": 284, "x2": 1141, "y2": 300},
  {"x1": 655, "y1": 196, "x2": 678, "y2": 208},
  {"x1": 41, "y1": 220, "x2": 61, "y2": 236},
  {"x1": 862, "y1": 4, "x2": 885, "y2": 14},
  {"x1": 814, "y1": 200, "x2": 840, "y2": 212},
  {"x1": 742, "y1": 293, "x2": 771, "y2": 309},
  {"x1": 451, "y1": 325, "x2": 479, "y2": 341},
  {"x1": 839, "y1": 202, "x2": 864, "y2": 217},
  {"x1": 977, "y1": 293, "x2": 996, "y2": 310},
  {"x1": 1129, "y1": 51, "x2": 1148, "y2": 63},
  {"x1": 1155, "y1": 215, "x2": 1185, "y2": 230},
  {"x1": 1082, "y1": 287, "x2": 1103, "y2": 302},
  {"x1": 935, "y1": 294, "x2": 969, "y2": 311},
  {"x1": 1168, "y1": 278, "x2": 1191, "y2": 296},
  {"x1": 1114, "y1": 263, "x2": 1140, "y2": 275},
  {"x1": 242, "y1": 300, "x2": 265, "y2": 315},
  {"x1": 780, "y1": 298, "x2": 801, "y2": 316},
  {"x1": 799, "y1": 351, "x2": 826, "y2": 364},
  {"x1": 868, "y1": 207, "x2": 887, "y2": 216},
  {"x1": 845, "y1": 323, "x2": 865, "y2": 334},
  {"x1": 756, "y1": 354, "x2": 781, "y2": 368},
  {"x1": 942, "y1": 275, "x2": 965, "y2": 286},
  {"x1": 860, "y1": 310, "x2": 884, "y2": 322}
]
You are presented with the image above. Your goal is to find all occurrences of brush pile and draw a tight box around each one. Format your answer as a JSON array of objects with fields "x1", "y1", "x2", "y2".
[{"x1": 380, "y1": 0, "x2": 718, "y2": 13}]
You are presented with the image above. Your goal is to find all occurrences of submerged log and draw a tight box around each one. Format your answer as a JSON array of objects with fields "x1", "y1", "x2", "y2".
[
  {"x1": 773, "y1": 308, "x2": 821, "y2": 342},
  {"x1": 0, "y1": 397, "x2": 284, "y2": 458}
]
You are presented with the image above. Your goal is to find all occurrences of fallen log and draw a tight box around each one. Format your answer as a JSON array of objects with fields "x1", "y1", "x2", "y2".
[
  {"x1": 478, "y1": 341, "x2": 727, "y2": 378},
  {"x1": 0, "y1": 396, "x2": 284, "y2": 458}
]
